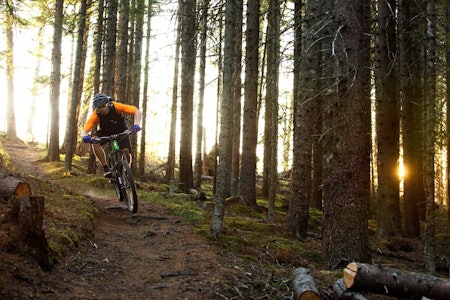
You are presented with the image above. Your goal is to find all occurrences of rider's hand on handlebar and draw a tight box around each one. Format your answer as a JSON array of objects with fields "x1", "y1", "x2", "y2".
[
  {"x1": 133, "y1": 125, "x2": 141, "y2": 133},
  {"x1": 82, "y1": 136, "x2": 92, "y2": 143}
]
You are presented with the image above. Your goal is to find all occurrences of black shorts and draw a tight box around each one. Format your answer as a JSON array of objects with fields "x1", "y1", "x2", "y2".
[{"x1": 96, "y1": 129, "x2": 132, "y2": 153}]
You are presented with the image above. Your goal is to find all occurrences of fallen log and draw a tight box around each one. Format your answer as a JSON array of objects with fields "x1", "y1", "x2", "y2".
[
  {"x1": 343, "y1": 262, "x2": 450, "y2": 300},
  {"x1": 0, "y1": 173, "x2": 31, "y2": 197},
  {"x1": 292, "y1": 267, "x2": 321, "y2": 300},
  {"x1": 332, "y1": 278, "x2": 368, "y2": 299}
]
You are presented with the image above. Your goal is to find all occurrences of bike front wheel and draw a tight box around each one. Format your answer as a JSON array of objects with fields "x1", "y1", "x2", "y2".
[{"x1": 118, "y1": 159, "x2": 138, "y2": 213}]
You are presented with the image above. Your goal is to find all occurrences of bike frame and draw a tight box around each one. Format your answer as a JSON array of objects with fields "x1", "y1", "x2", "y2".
[{"x1": 92, "y1": 130, "x2": 138, "y2": 213}]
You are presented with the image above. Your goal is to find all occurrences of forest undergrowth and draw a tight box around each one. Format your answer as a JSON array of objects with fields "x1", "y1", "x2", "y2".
[{"x1": 0, "y1": 135, "x2": 449, "y2": 299}]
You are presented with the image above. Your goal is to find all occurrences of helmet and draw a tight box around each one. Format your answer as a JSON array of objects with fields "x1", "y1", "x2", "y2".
[{"x1": 93, "y1": 93, "x2": 110, "y2": 108}]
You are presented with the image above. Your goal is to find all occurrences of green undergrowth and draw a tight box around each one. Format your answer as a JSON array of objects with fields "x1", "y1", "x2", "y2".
[{"x1": 2, "y1": 137, "x2": 449, "y2": 288}]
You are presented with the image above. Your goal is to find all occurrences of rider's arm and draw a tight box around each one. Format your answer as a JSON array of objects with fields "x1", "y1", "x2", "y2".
[
  {"x1": 80, "y1": 111, "x2": 100, "y2": 137},
  {"x1": 133, "y1": 109, "x2": 142, "y2": 127},
  {"x1": 114, "y1": 102, "x2": 142, "y2": 127}
]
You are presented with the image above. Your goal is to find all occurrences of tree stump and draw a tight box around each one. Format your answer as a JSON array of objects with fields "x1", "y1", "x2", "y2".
[
  {"x1": 6, "y1": 196, "x2": 51, "y2": 269},
  {"x1": 343, "y1": 262, "x2": 450, "y2": 300},
  {"x1": 292, "y1": 267, "x2": 321, "y2": 300}
]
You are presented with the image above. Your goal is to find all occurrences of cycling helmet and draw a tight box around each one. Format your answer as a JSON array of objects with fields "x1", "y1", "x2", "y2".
[{"x1": 93, "y1": 93, "x2": 110, "y2": 108}]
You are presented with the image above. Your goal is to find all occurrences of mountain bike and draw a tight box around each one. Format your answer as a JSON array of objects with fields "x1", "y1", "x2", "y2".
[{"x1": 91, "y1": 129, "x2": 138, "y2": 213}]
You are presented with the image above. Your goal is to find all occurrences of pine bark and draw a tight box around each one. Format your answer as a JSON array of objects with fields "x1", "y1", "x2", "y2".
[
  {"x1": 130, "y1": 0, "x2": 145, "y2": 173},
  {"x1": 47, "y1": 0, "x2": 64, "y2": 162},
  {"x1": 210, "y1": 0, "x2": 236, "y2": 235},
  {"x1": 238, "y1": 0, "x2": 259, "y2": 207},
  {"x1": 343, "y1": 262, "x2": 450, "y2": 299},
  {"x1": 265, "y1": 0, "x2": 280, "y2": 222},
  {"x1": 103, "y1": 0, "x2": 117, "y2": 95},
  {"x1": 322, "y1": 0, "x2": 371, "y2": 268},
  {"x1": 399, "y1": 0, "x2": 424, "y2": 237},
  {"x1": 138, "y1": 0, "x2": 153, "y2": 176},
  {"x1": 291, "y1": 268, "x2": 321, "y2": 300},
  {"x1": 423, "y1": 0, "x2": 437, "y2": 274},
  {"x1": 65, "y1": 0, "x2": 89, "y2": 171},
  {"x1": 375, "y1": 0, "x2": 400, "y2": 237},
  {"x1": 179, "y1": 0, "x2": 197, "y2": 191},
  {"x1": 165, "y1": 1, "x2": 182, "y2": 183},
  {"x1": 194, "y1": 0, "x2": 209, "y2": 189},
  {"x1": 117, "y1": 0, "x2": 130, "y2": 102},
  {"x1": 6, "y1": 3, "x2": 17, "y2": 140},
  {"x1": 230, "y1": 0, "x2": 243, "y2": 197}
]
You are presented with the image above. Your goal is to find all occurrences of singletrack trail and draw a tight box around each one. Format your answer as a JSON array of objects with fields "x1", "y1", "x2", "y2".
[{"x1": 2, "y1": 141, "x2": 244, "y2": 299}]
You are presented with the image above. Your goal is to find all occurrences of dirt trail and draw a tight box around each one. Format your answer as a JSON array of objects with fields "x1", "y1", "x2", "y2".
[{"x1": 2, "y1": 142, "x2": 243, "y2": 299}]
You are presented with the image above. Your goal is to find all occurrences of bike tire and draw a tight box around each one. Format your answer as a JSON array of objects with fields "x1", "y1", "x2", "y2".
[
  {"x1": 118, "y1": 158, "x2": 138, "y2": 213},
  {"x1": 113, "y1": 178, "x2": 123, "y2": 201},
  {"x1": 108, "y1": 155, "x2": 123, "y2": 202}
]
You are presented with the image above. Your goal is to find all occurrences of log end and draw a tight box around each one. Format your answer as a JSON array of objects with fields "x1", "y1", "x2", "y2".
[
  {"x1": 16, "y1": 182, "x2": 32, "y2": 197},
  {"x1": 298, "y1": 290, "x2": 321, "y2": 300},
  {"x1": 343, "y1": 262, "x2": 358, "y2": 288}
]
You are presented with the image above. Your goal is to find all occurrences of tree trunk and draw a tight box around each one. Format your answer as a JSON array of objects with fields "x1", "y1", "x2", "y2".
[
  {"x1": 126, "y1": 0, "x2": 136, "y2": 103},
  {"x1": 230, "y1": 0, "x2": 243, "y2": 197},
  {"x1": 212, "y1": 16, "x2": 223, "y2": 196},
  {"x1": 138, "y1": 0, "x2": 153, "y2": 177},
  {"x1": 446, "y1": 0, "x2": 450, "y2": 225},
  {"x1": 265, "y1": 0, "x2": 280, "y2": 222},
  {"x1": 238, "y1": 0, "x2": 259, "y2": 207},
  {"x1": 130, "y1": 0, "x2": 145, "y2": 174},
  {"x1": 399, "y1": 0, "x2": 424, "y2": 237},
  {"x1": 178, "y1": 0, "x2": 197, "y2": 192},
  {"x1": 117, "y1": 0, "x2": 130, "y2": 103},
  {"x1": 210, "y1": 0, "x2": 236, "y2": 236},
  {"x1": 194, "y1": 0, "x2": 209, "y2": 189},
  {"x1": 28, "y1": 28, "x2": 45, "y2": 143},
  {"x1": 6, "y1": 2, "x2": 17, "y2": 140},
  {"x1": 343, "y1": 262, "x2": 450, "y2": 300},
  {"x1": 322, "y1": 0, "x2": 371, "y2": 269},
  {"x1": 165, "y1": 1, "x2": 182, "y2": 183},
  {"x1": 424, "y1": 0, "x2": 437, "y2": 274},
  {"x1": 65, "y1": 0, "x2": 89, "y2": 171},
  {"x1": 288, "y1": 0, "x2": 321, "y2": 239},
  {"x1": 47, "y1": 0, "x2": 64, "y2": 162},
  {"x1": 103, "y1": 0, "x2": 117, "y2": 95},
  {"x1": 375, "y1": 0, "x2": 400, "y2": 238}
]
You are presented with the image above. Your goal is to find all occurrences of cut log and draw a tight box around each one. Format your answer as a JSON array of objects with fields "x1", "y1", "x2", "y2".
[
  {"x1": 0, "y1": 174, "x2": 32, "y2": 197},
  {"x1": 343, "y1": 262, "x2": 450, "y2": 300},
  {"x1": 292, "y1": 267, "x2": 321, "y2": 300},
  {"x1": 332, "y1": 278, "x2": 368, "y2": 299}
]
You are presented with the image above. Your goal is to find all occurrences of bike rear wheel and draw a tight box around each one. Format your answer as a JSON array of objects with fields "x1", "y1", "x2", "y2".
[{"x1": 118, "y1": 158, "x2": 138, "y2": 213}]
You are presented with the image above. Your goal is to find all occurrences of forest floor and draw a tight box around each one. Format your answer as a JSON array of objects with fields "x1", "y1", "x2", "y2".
[{"x1": 0, "y1": 135, "x2": 449, "y2": 299}]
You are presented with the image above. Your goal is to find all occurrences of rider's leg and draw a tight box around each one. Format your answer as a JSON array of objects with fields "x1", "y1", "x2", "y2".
[
  {"x1": 124, "y1": 148, "x2": 132, "y2": 165},
  {"x1": 92, "y1": 144, "x2": 111, "y2": 176}
]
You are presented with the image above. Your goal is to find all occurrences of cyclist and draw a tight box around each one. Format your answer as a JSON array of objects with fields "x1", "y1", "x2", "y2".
[{"x1": 80, "y1": 93, "x2": 142, "y2": 177}]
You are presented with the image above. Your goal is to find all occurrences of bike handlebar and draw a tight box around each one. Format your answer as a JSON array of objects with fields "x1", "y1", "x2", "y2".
[{"x1": 90, "y1": 129, "x2": 134, "y2": 144}]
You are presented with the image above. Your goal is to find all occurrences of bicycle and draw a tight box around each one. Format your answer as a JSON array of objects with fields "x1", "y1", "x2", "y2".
[{"x1": 91, "y1": 129, "x2": 138, "y2": 213}]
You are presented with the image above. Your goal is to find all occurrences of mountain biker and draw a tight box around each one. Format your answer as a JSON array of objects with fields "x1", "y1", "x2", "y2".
[{"x1": 80, "y1": 93, "x2": 142, "y2": 177}]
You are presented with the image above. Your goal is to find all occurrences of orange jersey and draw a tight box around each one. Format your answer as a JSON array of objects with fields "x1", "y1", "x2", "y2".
[{"x1": 83, "y1": 102, "x2": 138, "y2": 132}]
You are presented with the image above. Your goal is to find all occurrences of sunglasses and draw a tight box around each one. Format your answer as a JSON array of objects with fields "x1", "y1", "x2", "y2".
[{"x1": 96, "y1": 103, "x2": 109, "y2": 110}]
